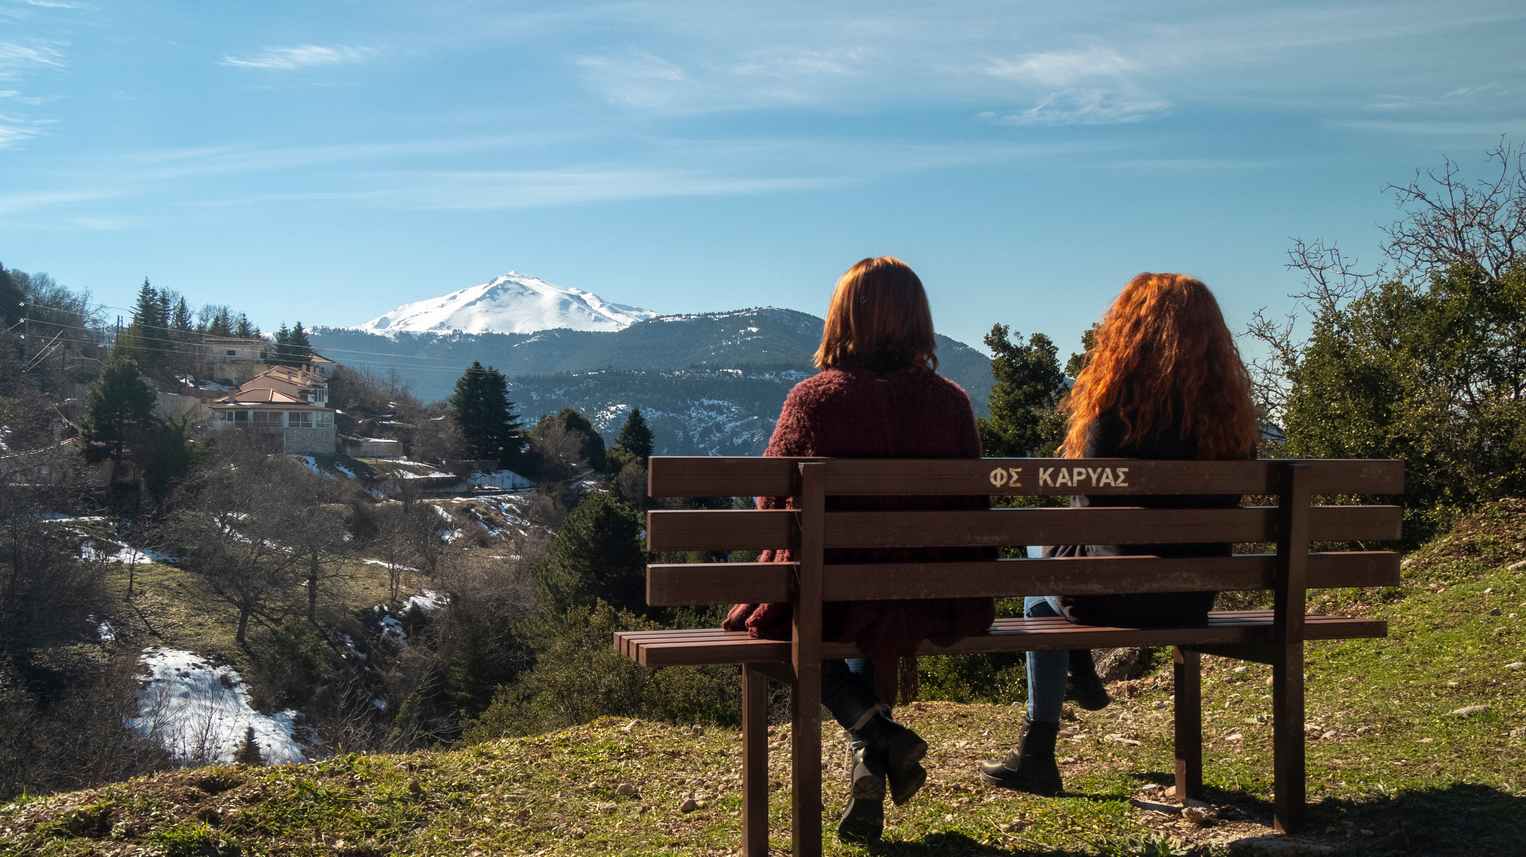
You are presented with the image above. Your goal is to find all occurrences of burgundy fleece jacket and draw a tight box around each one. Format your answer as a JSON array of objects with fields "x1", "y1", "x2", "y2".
[{"x1": 721, "y1": 366, "x2": 997, "y2": 662}]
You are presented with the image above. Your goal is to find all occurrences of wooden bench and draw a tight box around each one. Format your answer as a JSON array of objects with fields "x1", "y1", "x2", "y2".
[{"x1": 616, "y1": 456, "x2": 1403, "y2": 855}]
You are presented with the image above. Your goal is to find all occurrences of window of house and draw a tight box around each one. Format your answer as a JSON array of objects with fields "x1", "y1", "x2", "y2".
[
  {"x1": 252, "y1": 411, "x2": 280, "y2": 426},
  {"x1": 232, "y1": 410, "x2": 249, "y2": 424},
  {"x1": 287, "y1": 411, "x2": 313, "y2": 428},
  {"x1": 220, "y1": 411, "x2": 234, "y2": 422},
  {"x1": 225, "y1": 349, "x2": 237, "y2": 357},
  {"x1": 315, "y1": 412, "x2": 332, "y2": 428}
]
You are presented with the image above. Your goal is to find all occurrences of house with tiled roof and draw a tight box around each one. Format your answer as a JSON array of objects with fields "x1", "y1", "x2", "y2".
[
  {"x1": 307, "y1": 351, "x2": 337, "y2": 380},
  {"x1": 208, "y1": 365, "x2": 335, "y2": 455}
]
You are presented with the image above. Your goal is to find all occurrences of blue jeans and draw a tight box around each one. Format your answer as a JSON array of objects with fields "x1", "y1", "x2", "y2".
[
  {"x1": 822, "y1": 658, "x2": 884, "y2": 743},
  {"x1": 1024, "y1": 596, "x2": 1068, "y2": 725}
]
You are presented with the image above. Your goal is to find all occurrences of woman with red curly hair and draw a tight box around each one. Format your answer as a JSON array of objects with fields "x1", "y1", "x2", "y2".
[{"x1": 981, "y1": 273, "x2": 1259, "y2": 795}]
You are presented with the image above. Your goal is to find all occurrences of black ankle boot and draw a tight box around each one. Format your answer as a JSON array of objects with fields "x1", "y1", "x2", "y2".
[
  {"x1": 836, "y1": 746, "x2": 885, "y2": 843},
  {"x1": 1067, "y1": 649, "x2": 1111, "y2": 711},
  {"x1": 857, "y1": 713, "x2": 928, "y2": 805},
  {"x1": 979, "y1": 717, "x2": 1062, "y2": 795}
]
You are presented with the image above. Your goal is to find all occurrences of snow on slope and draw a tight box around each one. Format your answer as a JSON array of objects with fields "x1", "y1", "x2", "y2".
[
  {"x1": 356, "y1": 272, "x2": 656, "y2": 335},
  {"x1": 129, "y1": 648, "x2": 304, "y2": 764}
]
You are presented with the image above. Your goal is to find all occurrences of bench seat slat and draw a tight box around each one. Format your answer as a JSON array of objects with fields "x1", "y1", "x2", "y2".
[
  {"x1": 614, "y1": 612, "x2": 1387, "y2": 667},
  {"x1": 647, "y1": 457, "x2": 1405, "y2": 498},
  {"x1": 646, "y1": 551, "x2": 1400, "y2": 606},
  {"x1": 646, "y1": 506, "x2": 1401, "y2": 552}
]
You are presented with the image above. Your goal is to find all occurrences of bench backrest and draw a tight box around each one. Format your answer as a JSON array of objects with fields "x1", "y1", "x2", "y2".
[{"x1": 645, "y1": 458, "x2": 1403, "y2": 633}]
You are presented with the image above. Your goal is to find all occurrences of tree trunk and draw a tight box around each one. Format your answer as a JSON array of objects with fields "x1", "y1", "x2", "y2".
[
  {"x1": 236, "y1": 605, "x2": 251, "y2": 647},
  {"x1": 307, "y1": 552, "x2": 319, "y2": 623}
]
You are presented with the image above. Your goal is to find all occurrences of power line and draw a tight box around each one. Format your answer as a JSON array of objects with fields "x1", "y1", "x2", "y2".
[
  {"x1": 28, "y1": 331, "x2": 491, "y2": 379},
  {"x1": 19, "y1": 313, "x2": 477, "y2": 370}
]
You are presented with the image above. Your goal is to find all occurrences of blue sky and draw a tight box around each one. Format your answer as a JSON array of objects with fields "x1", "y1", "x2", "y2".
[{"x1": 3, "y1": 1, "x2": 1524, "y2": 357}]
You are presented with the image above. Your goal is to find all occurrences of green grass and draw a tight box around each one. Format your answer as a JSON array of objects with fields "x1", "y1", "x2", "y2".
[{"x1": 5, "y1": 501, "x2": 1524, "y2": 856}]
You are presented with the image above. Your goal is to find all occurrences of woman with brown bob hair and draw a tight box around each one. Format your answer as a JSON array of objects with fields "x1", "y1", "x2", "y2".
[
  {"x1": 981, "y1": 272, "x2": 1259, "y2": 796},
  {"x1": 723, "y1": 256, "x2": 995, "y2": 843}
]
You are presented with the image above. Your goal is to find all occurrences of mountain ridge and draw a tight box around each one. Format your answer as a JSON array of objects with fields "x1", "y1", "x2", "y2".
[
  {"x1": 312, "y1": 307, "x2": 994, "y2": 456},
  {"x1": 355, "y1": 272, "x2": 656, "y2": 336}
]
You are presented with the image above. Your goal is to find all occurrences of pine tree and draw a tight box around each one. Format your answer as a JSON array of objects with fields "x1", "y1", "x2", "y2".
[
  {"x1": 0, "y1": 262, "x2": 22, "y2": 326},
  {"x1": 130, "y1": 278, "x2": 159, "y2": 328},
  {"x1": 119, "y1": 279, "x2": 163, "y2": 374},
  {"x1": 448, "y1": 362, "x2": 524, "y2": 465},
  {"x1": 83, "y1": 355, "x2": 158, "y2": 464},
  {"x1": 289, "y1": 321, "x2": 310, "y2": 355},
  {"x1": 274, "y1": 321, "x2": 312, "y2": 366},
  {"x1": 538, "y1": 492, "x2": 645, "y2": 613},
  {"x1": 172, "y1": 297, "x2": 194, "y2": 331},
  {"x1": 235, "y1": 726, "x2": 264, "y2": 765},
  {"x1": 209, "y1": 307, "x2": 234, "y2": 337},
  {"x1": 977, "y1": 324, "x2": 1067, "y2": 457},
  {"x1": 614, "y1": 408, "x2": 654, "y2": 460},
  {"x1": 155, "y1": 291, "x2": 172, "y2": 332},
  {"x1": 234, "y1": 313, "x2": 254, "y2": 338}
]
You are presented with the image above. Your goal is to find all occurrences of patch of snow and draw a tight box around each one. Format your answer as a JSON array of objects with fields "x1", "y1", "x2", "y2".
[
  {"x1": 88, "y1": 615, "x2": 116, "y2": 643},
  {"x1": 41, "y1": 514, "x2": 109, "y2": 524},
  {"x1": 293, "y1": 455, "x2": 335, "y2": 480},
  {"x1": 334, "y1": 462, "x2": 357, "y2": 479},
  {"x1": 427, "y1": 504, "x2": 465, "y2": 542},
  {"x1": 469, "y1": 468, "x2": 533, "y2": 490},
  {"x1": 375, "y1": 608, "x2": 407, "y2": 644},
  {"x1": 361, "y1": 557, "x2": 418, "y2": 573},
  {"x1": 129, "y1": 647, "x2": 305, "y2": 765},
  {"x1": 404, "y1": 589, "x2": 449, "y2": 614},
  {"x1": 80, "y1": 539, "x2": 173, "y2": 566}
]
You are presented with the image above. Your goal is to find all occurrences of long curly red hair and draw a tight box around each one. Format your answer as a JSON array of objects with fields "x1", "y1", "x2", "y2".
[{"x1": 1061, "y1": 273, "x2": 1258, "y2": 460}]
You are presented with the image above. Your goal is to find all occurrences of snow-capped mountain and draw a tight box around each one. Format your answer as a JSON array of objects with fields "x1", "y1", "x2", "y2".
[
  {"x1": 311, "y1": 307, "x2": 996, "y2": 455},
  {"x1": 356, "y1": 272, "x2": 656, "y2": 336}
]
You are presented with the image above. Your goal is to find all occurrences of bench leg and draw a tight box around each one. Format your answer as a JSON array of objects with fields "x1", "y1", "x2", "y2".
[
  {"x1": 1173, "y1": 647, "x2": 1203, "y2": 802},
  {"x1": 742, "y1": 665, "x2": 769, "y2": 857},
  {"x1": 790, "y1": 671, "x2": 823, "y2": 856},
  {"x1": 1272, "y1": 641, "x2": 1306, "y2": 834}
]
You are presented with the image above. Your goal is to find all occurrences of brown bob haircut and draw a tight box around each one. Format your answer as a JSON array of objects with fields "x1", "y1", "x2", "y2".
[{"x1": 813, "y1": 256, "x2": 938, "y2": 371}]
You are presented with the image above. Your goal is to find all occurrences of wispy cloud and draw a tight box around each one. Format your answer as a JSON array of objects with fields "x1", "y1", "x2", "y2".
[
  {"x1": 574, "y1": 51, "x2": 689, "y2": 109},
  {"x1": 1368, "y1": 82, "x2": 1511, "y2": 113},
  {"x1": 20, "y1": 0, "x2": 89, "y2": 9},
  {"x1": 730, "y1": 46, "x2": 868, "y2": 80},
  {"x1": 0, "y1": 121, "x2": 38, "y2": 147},
  {"x1": 186, "y1": 167, "x2": 842, "y2": 212},
  {"x1": 0, "y1": 187, "x2": 119, "y2": 216},
  {"x1": 0, "y1": 88, "x2": 51, "y2": 105},
  {"x1": 0, "y1": 40, "x2": 64, "y2": 146},
  {"x1": 979, "y1": 90, "x2": 1170, "y2": 126},
  {"x1": 1103, "y1": 158, "x2": 1275, "y2": 173},
  {"x1": 980, "y1": 44, "x2": 1169, "y2": 127},
  {"x1": 1332, "y1": 117, "x2": 1526, "y2": 137},
  {"x1": 100, "y1": 133, "x2": 573, "y2": 182},
  {"x1": 984, "y1": 46, "x2": 1138, "y2": 88},
  {"x1": 221, "y1": 44, "x2": 378, "y2": 71},
  {"x1": 0, "y1": 40, "x2": 65, "y2": 78}
]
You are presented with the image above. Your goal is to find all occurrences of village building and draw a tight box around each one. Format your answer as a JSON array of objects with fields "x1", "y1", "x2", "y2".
[
  {"x1": 200, "y1": 335, "x2": 269, "y2": 385},
  {"x1": 207, "y1": 365, "x2": 336, "y2": 455},
  {"x1": 307, "y1": 351, "x2": 338, "y2": 380}
]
